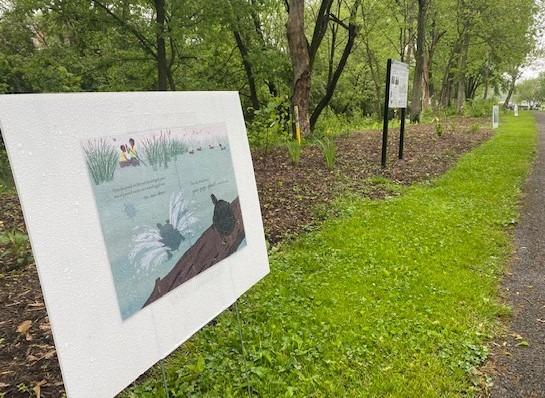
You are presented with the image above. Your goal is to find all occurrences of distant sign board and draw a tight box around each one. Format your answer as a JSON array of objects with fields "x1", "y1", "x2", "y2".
[
  {"x1": 388, "y1": 60, "x2": 409, "y2": 109},
  {"x1": 0, "y1": 92, "x2": 269, "y2": 398},
  {"x1": 493, "y1": 105, "x2": 500, "y2": 129}
]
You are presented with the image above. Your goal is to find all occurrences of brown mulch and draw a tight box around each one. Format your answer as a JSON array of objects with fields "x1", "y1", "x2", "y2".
[
  {"x1": 0, "y1": 118, "x2": 491, "y2": 397},
  {"x1": 255, "y1": 117, "x2": 490, "y2": 243}
]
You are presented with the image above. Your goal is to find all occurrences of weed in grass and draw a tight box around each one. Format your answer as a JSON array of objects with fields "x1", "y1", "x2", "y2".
[
  {"x1": 286, "y1": 140, "x2": 302, "y2": 165},
  {"x1": 83, "y1": 138, "x2": 118, "y2": 185},
  {"x1": 0, "y1": 230, "x2": 33, "y2": 272},
  {"x1": 317, "y1": 137, "x2": 336, "y2": 170}
]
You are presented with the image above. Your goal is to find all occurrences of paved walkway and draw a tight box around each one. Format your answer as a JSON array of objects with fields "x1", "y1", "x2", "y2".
[{"x1": 492, "y1": 112, "x2": 545, "y2": 397}]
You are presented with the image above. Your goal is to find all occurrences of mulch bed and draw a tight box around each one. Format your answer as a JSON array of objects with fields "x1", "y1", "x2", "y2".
[{"x1": 0, "y1": 118, "x2": 491, "y2": 397}]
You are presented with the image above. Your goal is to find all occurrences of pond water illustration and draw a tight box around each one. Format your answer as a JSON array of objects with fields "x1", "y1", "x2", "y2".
[{"x1": 82, "y1": 123, "x2": 246, "y2": 319}]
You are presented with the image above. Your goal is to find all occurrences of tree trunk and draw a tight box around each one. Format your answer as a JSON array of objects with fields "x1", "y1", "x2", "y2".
[
  {"x1": 503, "y1": 72, "x2": 518, "y2": 108},
  {"x1": 286, "y1": 0, "x2": 311, "y2": 136},
  {"x1": 410, "y1": 0, "x2": 427, "y2": 122},
  {"x1": 233, "y1": 30, "x2": 260, "y2": 112},
  {"x1": 310, "y1": 1, "x2": 359, "y2": 129},
  {"x1": 423, "y1": 53, "x2": 431, "y2": 111},
  {"x1": 154, "y1": 0, "x2": 168, "y2": 90},
  {"x1": 455, "y1": 32, "x2": 469, "y2": 113}
]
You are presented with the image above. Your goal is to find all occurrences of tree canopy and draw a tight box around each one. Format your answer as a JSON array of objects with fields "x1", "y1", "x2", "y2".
[{"x1": 0, "y1": 0, "x2": 541, "y2": 136}]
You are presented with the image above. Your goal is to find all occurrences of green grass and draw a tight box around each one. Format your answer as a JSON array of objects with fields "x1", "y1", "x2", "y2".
[{"x1": 126, "y1": 113, "x2": 536, "y2": 397}]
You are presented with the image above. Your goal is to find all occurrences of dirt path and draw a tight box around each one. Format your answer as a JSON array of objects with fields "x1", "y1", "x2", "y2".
[{"x1": 490, "y1": 112, "x2": 545, "y2": 397}]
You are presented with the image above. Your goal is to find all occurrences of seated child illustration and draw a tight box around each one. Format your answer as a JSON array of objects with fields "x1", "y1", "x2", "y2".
[{"x1": 119, "y1": 138, "x2": 141, "y2": 167}]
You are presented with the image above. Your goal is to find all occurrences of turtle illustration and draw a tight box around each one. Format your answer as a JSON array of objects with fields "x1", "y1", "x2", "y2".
[
  {"x1": 156, "y1": 220, "x2": 184, "y2": 259},
  {"x1": 130, "y1": 192, "x2": 196, "y2": 271},
  {"x1": 211, "y1": 194, "x2": 235, "y2": 236}
]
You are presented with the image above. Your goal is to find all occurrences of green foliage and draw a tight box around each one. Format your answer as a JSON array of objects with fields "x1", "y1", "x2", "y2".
[
  {"x1": 464, "y1": 99, "x2": 497, "y2": 118},
  {"x1": 317, "y1": 137, "x2": 336, "y2": 170},
  {"x1": 247, "y1": 96, "x2": 291, "y2": 148},
  {"x1": 286, "y1": 140, "x2": 302, "y2": 165},
  {"x1": 433, "y1": 117, "x2": 444, "y2": 137},
  {"x1": 0, "y1": 230, "x2": 33, "y2": 272},
  {"x1": 126, "y1": 113, "x2": 535, "y2": 397},
  {"x1": 142, "y1": 133, "x2": 188, "y2": 169},
  {"x1": 82, "y1": 138, "x2": 118, "y2": 185},
  {"x1": 314, "y1": 109, "x2": 399, "y2": 138},
  {"x1": 0, "y1": 141, "x2": 14, "y2": 191}
]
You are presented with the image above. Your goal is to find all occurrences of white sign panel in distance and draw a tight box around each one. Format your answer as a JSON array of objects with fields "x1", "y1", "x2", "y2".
[
  {"x1": 0, "y1": 92, "x2": 270, "y2": 398},
  {"x1": 388, "y1": 60, "x2": 409, "y2": 109},
  {"x1": 492, "y1": 105, "x2": 500, "y2": 129}
]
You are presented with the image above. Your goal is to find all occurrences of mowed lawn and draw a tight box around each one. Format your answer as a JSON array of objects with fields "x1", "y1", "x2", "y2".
[{"x1": 127, "y1": 113, "x2": 536, "y2": 397}]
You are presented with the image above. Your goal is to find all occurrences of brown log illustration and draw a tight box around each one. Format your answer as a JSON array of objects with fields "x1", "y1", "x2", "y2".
[{"x1": 144, "y1": 197, "x2": 245, "y2": 307}]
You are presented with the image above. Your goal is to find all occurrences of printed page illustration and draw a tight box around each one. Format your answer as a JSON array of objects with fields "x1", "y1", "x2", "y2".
[{"x1": 82, "y1": 123, "x2": 246, "y2": 319}]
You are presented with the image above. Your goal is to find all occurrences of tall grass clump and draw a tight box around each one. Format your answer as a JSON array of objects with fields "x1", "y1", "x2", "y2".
[
  {"x1": 142, "y1": 132, "x2": 187, "y2": 169},
  {"x1": 286, "y1": 140, "x2": 302, "y2": 165},
  {"x1": 317, "y1": 137, "x2": 336, "y2": 170},
  {"x1": 83, "y1": 138, "x2": 118, "y2": 185}
]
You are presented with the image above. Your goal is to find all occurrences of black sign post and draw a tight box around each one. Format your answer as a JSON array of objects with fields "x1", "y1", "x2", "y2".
[
  {"x1": 381, "y1": 58, "x2": 408, "y2": 167},
  {"x1": 381, "y1": 59, "x2": 392, "y2": 168},
  {"x1": 399, "y1": 107, "x2": 406, "y2": 159}
]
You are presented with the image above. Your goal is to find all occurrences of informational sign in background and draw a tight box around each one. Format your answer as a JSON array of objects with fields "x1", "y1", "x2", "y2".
[
  {"x1": 0, "y1": 92, "x2": 269, "y2": 398},
  {"x1": 388, "y1": 60, "x2": 409, "y2": 109},
  {"x1": 493, "y1": 105, "x2": 500, "y2": 129}
]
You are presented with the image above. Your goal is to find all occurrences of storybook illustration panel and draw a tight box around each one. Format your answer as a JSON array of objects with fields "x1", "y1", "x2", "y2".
[{"x1": 82, "y1": 123, "x2": 246, "y2": 319}]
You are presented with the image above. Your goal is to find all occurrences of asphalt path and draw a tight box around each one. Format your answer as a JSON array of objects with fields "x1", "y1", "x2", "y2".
[{"x1": 492, "y1": 112, "x2": 545, "y2": 398}]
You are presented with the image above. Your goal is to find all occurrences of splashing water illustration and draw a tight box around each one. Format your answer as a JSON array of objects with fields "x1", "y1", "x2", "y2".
[{"x1": 129, "y1": 192, "x2": 196, "y2": 271}]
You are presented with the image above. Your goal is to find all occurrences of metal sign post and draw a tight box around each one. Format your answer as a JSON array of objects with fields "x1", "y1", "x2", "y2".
[
  {"x1": 381, "y1": 59, "x2": 409, "y2": 168},
  {"x1": 381, "y1": 59, "x2": 392, "y2": 168},
  {"x1": 399, "y1": 108, "x2": 406, "y2": 160}
]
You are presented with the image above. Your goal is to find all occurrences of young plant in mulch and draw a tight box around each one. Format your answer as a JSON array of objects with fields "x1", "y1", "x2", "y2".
[
  {"x1": 469, "y1": 124, "x2": 481, "y2": 134},
  {"x1": 82, "y1": 138, "x2": 118, "y2": 185},
  {"x1": 433, "y1": 117, "x2": 444, "y2": 137},
  {"x1": 0, "y1": 146, "x2": 14, "y2": 190},
  {"x1": 286, "y1": 140, "x2": 302, "y2": 165},
  {"x1": 317, "y1": 137, "x2": 336, "y2": 170},
  {"x1": 0, "y1": 230, "x2": 33, "y2": 272}
]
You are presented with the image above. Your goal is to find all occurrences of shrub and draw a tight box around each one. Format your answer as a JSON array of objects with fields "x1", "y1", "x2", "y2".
[
  {"x1": 286, "y1": 140, "x2": 302, "y2": 165},
  {"x1": 464, "y1": 99, "x2": 497, "y2": 118},
  {"x1": 317, "y1": 137, "x2": 336, "y2": 170},
  {"x1": 247, "y1": 96, "x2": 291, "y2": 148}
]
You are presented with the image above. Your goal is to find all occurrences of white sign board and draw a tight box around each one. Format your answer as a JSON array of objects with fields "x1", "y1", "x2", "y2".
[
  {"x1": 0, "y1": 92, "x2": 269, "y2": 397},
  {"x1": 514, "y1": 104, "x2": 519, "y2": 117},
  {"x1": 492, "y1": 105, "x2": 500, "y2": 129},
  {"x1": 388, "y1": 60, "x2": 409, "y2": 109}
]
